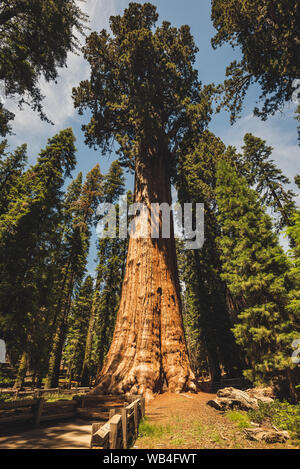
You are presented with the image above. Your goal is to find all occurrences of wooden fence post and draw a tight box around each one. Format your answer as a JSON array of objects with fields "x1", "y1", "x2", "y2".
[
  {"x1": 34, "y1": 398, "x2": 44, "y2": 428},
  {"x1": 109, "y1": 409, "x2": 116, "y2": 419},
  {"x1": 90, "y1": 422, "x2": 103, "y2": 449},
  {"x1": 134, "y1": 401, "x2": 138, "y2": 436},
  {"x1": 141, "y1": 397, "x2": 145, "y2": 418},
  {"x1": 109, "y1": 421, "x2": 118, "y2": 449},
  {"x1": 121, "y1": 407, "x2": 128, "y2": 449}
]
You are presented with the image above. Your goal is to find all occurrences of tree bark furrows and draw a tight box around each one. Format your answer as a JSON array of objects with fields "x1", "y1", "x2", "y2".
[{"x1": 92, "y1": 154, "x2": 196, "y2": 400}]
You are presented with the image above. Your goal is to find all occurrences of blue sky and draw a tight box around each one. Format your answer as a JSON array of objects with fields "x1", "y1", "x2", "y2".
[{"x1": 4, "y1": 0, "x2": 300, "y2": 272}]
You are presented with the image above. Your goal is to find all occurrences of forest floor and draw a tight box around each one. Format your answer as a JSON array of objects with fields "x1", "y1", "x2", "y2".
[
  {"x1": 134, "y1": 392, "x2": 298, "y2": 450},
  {"x1": 0, "y1": 391, "x2": 298, "y2": 449}
]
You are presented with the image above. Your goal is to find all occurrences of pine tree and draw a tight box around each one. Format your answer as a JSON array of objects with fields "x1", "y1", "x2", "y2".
[
  {"x1": 285, "y1": 176, "x2": 300, "y2": 351},
  {"x1": 176, "y1": 131, "x2": 244, "y2": 380},
  {"x1": 211, "y1": 0, "x2": 300, "y2": 128},
  {"x1": 0, "y1": 128, "x2": 77, "y2": 387},
  {"x1": 238, "y1": 133, "x2": 296, "y2": 230},
  {"x1": 80, "y1": 161, "x2": 125, "y2": 386},
  {"x1": 0, "y1": 141, "x2": 27, "y2": 216},
  {"x1": 45, "y1": 165, "x2": 103, "y2": 388},
  {"x1": 215, "y1": 159, "x2": 299, "y2": 399},
  {"x1": 63, "y1": 275, "x2": 94, "y2": 386},
  {"x1": 93, "y1": 192, "x2": 131, "y2": 379}
]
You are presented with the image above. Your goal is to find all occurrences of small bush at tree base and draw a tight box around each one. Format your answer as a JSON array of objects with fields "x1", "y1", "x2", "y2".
[{"x1": 248, "y1": 401, "x2": 300, "y2": 441}]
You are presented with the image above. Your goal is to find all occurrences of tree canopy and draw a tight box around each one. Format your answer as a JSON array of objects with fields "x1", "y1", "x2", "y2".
[
  {"x1": 0, "y1": 0, "x2": 87, "y2": 135},
  {"x1": 73, "y1": 2, "x2": 212, "y2": 175},
  {"x1": 211, "y1": 0, "x2": 300, "y2": 122}
]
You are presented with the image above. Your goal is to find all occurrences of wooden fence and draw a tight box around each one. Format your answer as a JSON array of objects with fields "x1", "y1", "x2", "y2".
[
  {"x1": 0, "y1": 393, "x2": 144, "y2": 441},
  {"x1": 200, "y1": 378, "x2": 251, "y2": 394},
  {"x1": 0, "y1": 387, "x2": 91, "y2": 399},
  {"x1": 90, "y1": 396, "x2": 145, "y2": 449}
]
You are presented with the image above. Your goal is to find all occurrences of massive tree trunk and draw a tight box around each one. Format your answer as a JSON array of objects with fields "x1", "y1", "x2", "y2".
[{"x1": 92, "y1": 153, "x2": 197, "y2": 400}]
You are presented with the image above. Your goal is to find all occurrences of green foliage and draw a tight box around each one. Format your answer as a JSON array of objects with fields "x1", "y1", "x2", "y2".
[
  {"x1": 248, "y1": 400, "x2": 300, "y2": 441},
  {"x1": 176, "y1": 131, "x2": 244, "y2": 380},
  {"x1": 138, "y1": 417, "x2": 171, "y2": 438},
  {"x1": 73, "y1": 2, "x2": 212, "y2": 174},
  {"x1": 226, "y1": 411, "x2": 251, "y2": 429},
  {"x1": 238, "y1": 133, "x2": 296, "y2": 230},
  {"x1": 0, "y1": 129, "x2": 77, "y2": 370},
  {"x1": 0, "y1": 0, "x2": 87, "y2": 135},
  {"x1": 285, "y1": 176, "x2": 300, "y2": 327},
  {"x1": 0, "y1": 141, "x2": 27, "y2": 216},
  {"x1": 215, "y1": 159, "x2": 299, "y2": 389},
  {"x1": 63, "y1": 276, "x2": 94, "y2": 383},
  {"x1": 211, "y1": 0, "x2": 300, "y2": 124},
  {"x1": 79, "y1": 161, "x2": 126, "y2": 386},
  {"x1": 45, "y1": 164, "x2": 103, "y2": 388}
]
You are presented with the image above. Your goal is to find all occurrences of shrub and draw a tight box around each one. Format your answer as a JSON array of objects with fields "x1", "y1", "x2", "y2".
[{"x1": 249, "y1": 401, "x2": 300, "y2": 441}]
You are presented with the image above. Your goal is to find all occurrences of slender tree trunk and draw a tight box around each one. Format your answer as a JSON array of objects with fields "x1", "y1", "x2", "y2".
[
  {"x1": 286, "y1": 368, "x2": 298, "y2": 403},
  {"x1": 81, "y1": 302, "x2": 97, "y2": 387},
  {"x1": 81, "y1": 273, "x2": 101, "y2": 386},
  {"x1": 92, "y1": 153, "x2": 197, "y2": 400},
  {"x1": 45, "y1": 275, "x2": 74, "y2": 389},
  {"x1": 14, "y1": 351, "x2": 28, "y2": 390}
]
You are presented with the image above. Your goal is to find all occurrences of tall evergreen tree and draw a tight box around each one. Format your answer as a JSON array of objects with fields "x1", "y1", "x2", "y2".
[
  {"x1": 0, "y1": 128, "x2": 77, "y2": 387},
  {"x1": 80, "y1": 161, "x2": 125, "y2": 386},
  {"x1": 0, "y1": 141, "x2": 27, "y2": 216},
  {"x1": 63, "y1": 275, "x2": 94, "y2": 386},
  {"x1": 285, "y1": 176, "x2": 300, "y2": 346},
  {"x1": 176, "y1": 131, "x2": 244, "y2": 380},
  {"x1": 238, "y1": 133, "x2": 296, "y2": 230},
  {"x1": 215, "y1": 159, "x2": 299, "y2": 399},
  {"x1": 45, "y1": 165, "x2": 103, "y2": 388},
  {"x1": 73, "y1": 2, "x2": 212, "y2": 398},
  {"x1": 211, "y1": 0, "x2": 300, "y2": 127}
]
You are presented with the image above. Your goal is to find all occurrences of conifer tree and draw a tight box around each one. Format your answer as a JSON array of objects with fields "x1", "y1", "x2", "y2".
[
  {"x1": 45, "y1": 165, "x2": 103, "y2": 388},
  {"x1": 215, "y1": 159, "x2": 299, "y2": 399},
  {"x1": 0, "y1": 141, "x2": 27, "y2": 216},
  {"x1": 239, "y1": 133, "x2": 296, "y2": 230},
  {"x1": 211, "y1": 0, "x2": 300, "y2": 126},
  {"x1": 176, "y1": 131, "x2": 244, "y2": 380},
  {"x1": 80, "y1": 161, "x2": 125, "y2": 386},
  {"x1": 0, "y1": 0, "x2": 87, "y2": 135},
  {"x1": 0, "y1": 128, "x2": 77, "y2": 387},
  {"x1": 285, "y1": 176, "x2": 300, "y2": 344},
  {"x1": 64, "y1": 275, "x2": 94, "y2": 386}
]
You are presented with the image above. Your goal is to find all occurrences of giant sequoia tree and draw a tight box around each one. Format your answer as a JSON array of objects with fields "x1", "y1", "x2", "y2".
[{"x1": 73, "y1": 3, "x2": 212, "y2": 398}]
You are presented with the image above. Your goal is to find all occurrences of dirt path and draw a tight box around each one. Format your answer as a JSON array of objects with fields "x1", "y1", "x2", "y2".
[
  {"x1": 0, "y1": 420, "x2": 91, "y2": 449},
  {"x1": 134, "y1": 392, "x2": 297, "y2": 450}
]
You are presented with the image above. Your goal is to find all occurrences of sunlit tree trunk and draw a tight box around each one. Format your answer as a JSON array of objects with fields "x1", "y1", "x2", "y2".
[{"x1": 92, "y1": 153, "x2": 197, "y2": 400}]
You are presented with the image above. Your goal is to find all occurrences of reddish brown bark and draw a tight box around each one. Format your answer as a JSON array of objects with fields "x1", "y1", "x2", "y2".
[{"x1": 92, "y1": 153, "x2": 197, "y2": 400}]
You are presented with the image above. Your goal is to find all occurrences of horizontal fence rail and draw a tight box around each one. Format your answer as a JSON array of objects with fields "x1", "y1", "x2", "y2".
[
  {"x1": 199, "y1": 378, "x2": 251, "y2": 394},
  {"x1": 0, "y1": 387, "x2": 92, "y2": 399}
]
